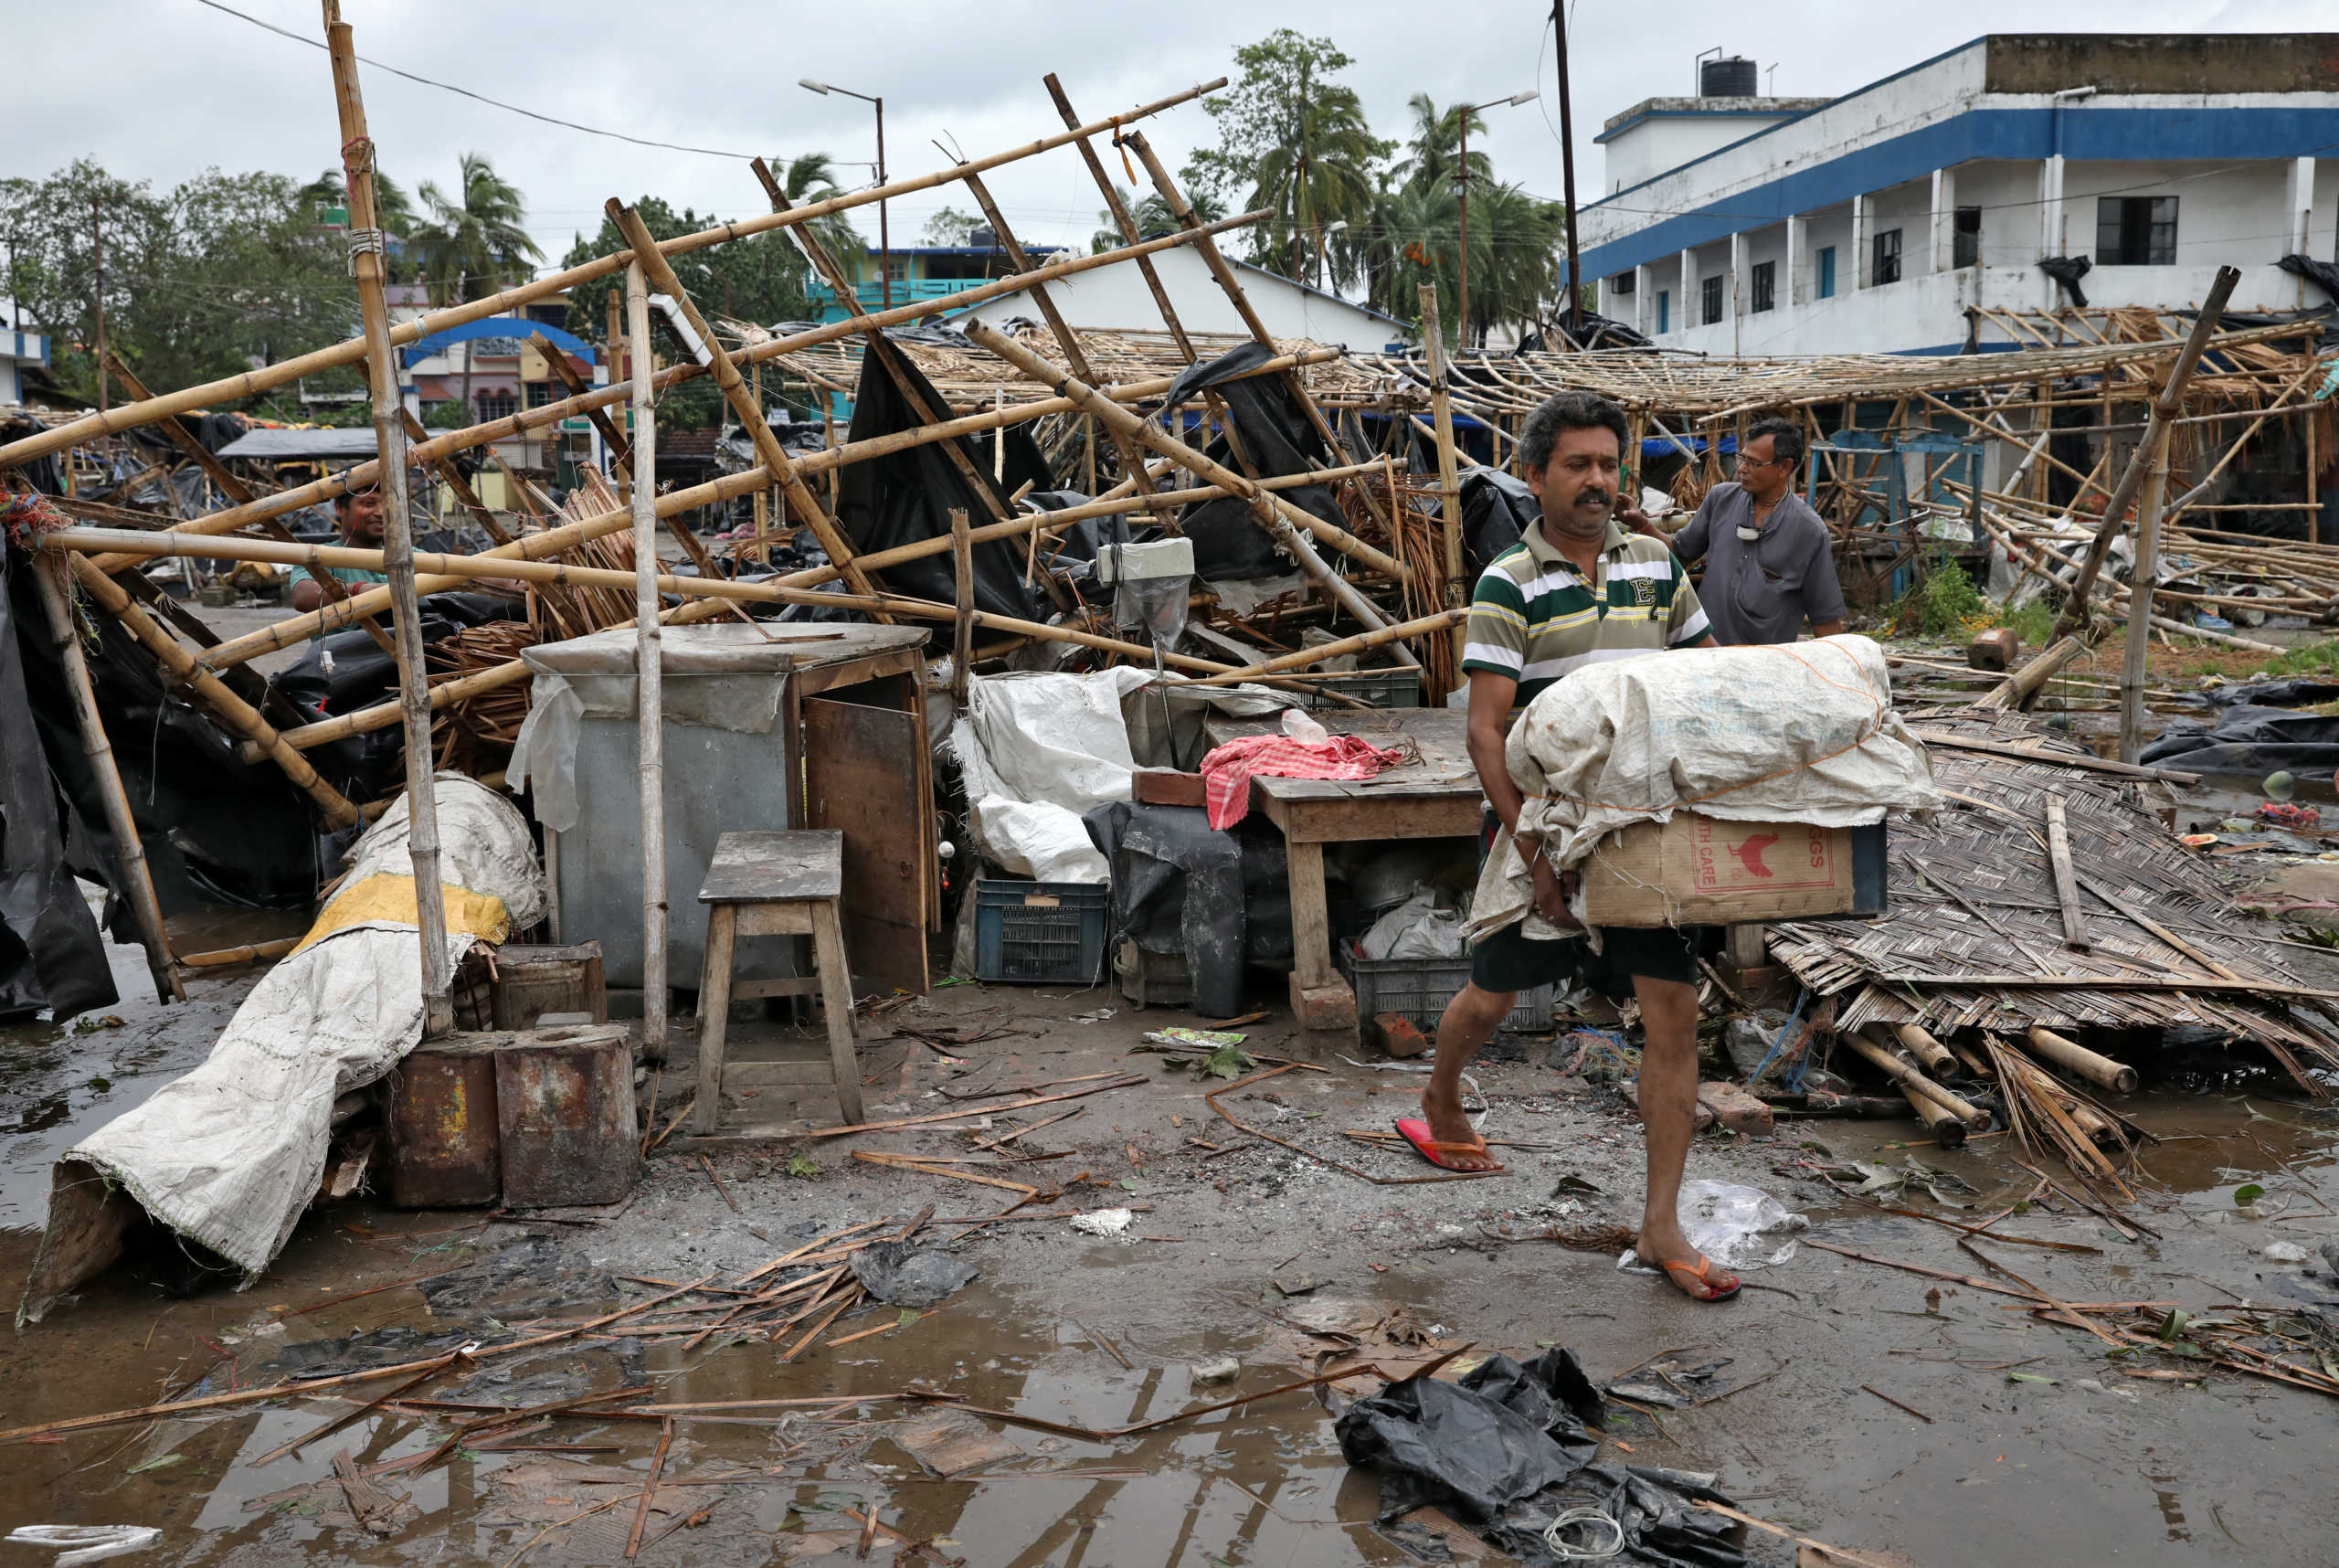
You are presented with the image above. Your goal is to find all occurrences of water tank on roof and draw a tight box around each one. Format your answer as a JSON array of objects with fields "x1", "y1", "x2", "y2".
[{"x1": 1700, "y1": 56, "x2": 1759, "y2": 98}]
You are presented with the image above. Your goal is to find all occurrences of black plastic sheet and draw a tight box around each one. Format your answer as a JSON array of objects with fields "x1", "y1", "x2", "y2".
[
  {"x1": 1335, "y1": 1349, "x2": 1749, "y2": 1567},
  {"x1": 1082, "y1": 800, "x2": 1289, "y2": 1019},
  {"x1": 2143, "y1": 678, "x2": 2339, "y2": 779},
  {"x1": 0, "y1": 548, "x2": 116, "y2": 1021},
  {"x1": 1457, "y1": 468, "x2": 1540, "y2": 577},
  {"x1": 2039, "y1": 256, "x2": 2093, "y2": 308},
  {"x1": 850, "y1": 1241, "x2": 978, "y2": 1307},
  {"x1": 837, "y1": 336, "x2": 1051, "y2": 621},
  {"x1": 1161, "y1": 342, "x2": 1346, "y2": 582}
]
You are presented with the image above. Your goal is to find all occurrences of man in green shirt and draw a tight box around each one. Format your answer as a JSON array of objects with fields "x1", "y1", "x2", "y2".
[
  {"x1": 287, "y1": 486, "x2": 389, "y2": 613},
  {"x1": 1410, "y1": 391, "x2": 1740, "y2": 1302}
]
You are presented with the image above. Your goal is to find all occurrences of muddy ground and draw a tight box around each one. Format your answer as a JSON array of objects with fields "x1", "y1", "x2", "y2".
[{"x1": 3, "y1": 916, "x2": 2337, "y2": 1568}]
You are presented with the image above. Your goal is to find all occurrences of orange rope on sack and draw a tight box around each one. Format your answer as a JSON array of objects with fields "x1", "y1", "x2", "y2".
[{"x1": 1523, "y1": 641, "x2": 1896, "y2": 818}]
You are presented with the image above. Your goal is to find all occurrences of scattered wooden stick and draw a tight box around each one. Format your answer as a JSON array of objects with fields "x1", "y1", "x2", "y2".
[
  {"x1": 1692, "y1": 1500, "x2": 1899, "y2": 1568},
  {"x1": 1207, "y1": 1066, "x2": 1498, "y2": 1186},
  {"x1": 623, "y1": 1417, "x2": 674, "y2": 1558},
  {"x1": 1859, "y1": 1384, "x2": 1933, "y2": 1425},
  {"x1": 698, "y1": 1155, "x2": 740, "y2": 1213},
  {"x1": 798, "y1": 1075, "x2": 1147, "y2": 1139},
  {"x1": 851, "y1": 1150, "x2": 1040, "y2": 1200}
]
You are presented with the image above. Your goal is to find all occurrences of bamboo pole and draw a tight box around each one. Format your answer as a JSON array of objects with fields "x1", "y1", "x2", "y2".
[
  {"x1": 1897, "y1": 1084, "x2": 1967, "y2": 1149},
  {"x1": 611, "y1": 202, "x2": 886, "y2": 612},
  {"x1": 1890, "y1": 1022, "x2": 1958, "y2": 1080},
  {"x1": 63, "y1": 555, "x2": 357, "y2": 827},
  {"x1": 626, "y1": 260, "x2": 669, "y2": 1075},
  {"x1": 1183, "y1": 609, "x2": 1467, "y2": 685},
  {"x1": 0, "y1": 79, "x2": 1229, "y2": 473},
  {"x1": 83, "y1": 208, "x2": 1274, "y2": 575},
  {"x1": 959, "y1": 323, "x2": 1418, "y2": 660},
  {"x1": 949, "y1": 507, "x2": 974, "y2": 706},
  {"x1": 1419, "y1": 284, "x2": 1468, "y2": 689},
  {"x1": 2118, "y1": 406, "x2": 2173, "y2": 765},
  {"x1": 326, "y1": 2, "x2": 450, "y2": 1038},
  {"x1": 1845, "y1": 1029, "x2": 1988, "y2": 1128},
  {"x1": 2024, "y1": 1026, "x2": 2139, "y2": 1097},
  {"x1": 2051, "y1": 266, "x2": 2240, "y2": 642},
  {"x1": 30, "y1": 556, "x2": 181, "y2": 1002}
]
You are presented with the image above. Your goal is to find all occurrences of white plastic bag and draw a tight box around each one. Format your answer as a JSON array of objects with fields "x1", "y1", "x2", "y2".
[
  {"x1": 1620, "y1": 1179, "x2": 1807, "y2": 1274},
  {"x1": 969, "y1": 796, "x2": 1108, "y2": 884},
  {"x1": 1360, "y1": 888, "x2": 1468, "y2": 960}
]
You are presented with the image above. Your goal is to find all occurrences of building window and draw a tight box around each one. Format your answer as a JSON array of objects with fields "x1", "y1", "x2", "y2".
[
  {"x1": 1751, "y1": 260, "x2": 1776, "y2": 313},
  {"x1": 524, "y1": 381, "x2": 553, "y2": 409},
  {"x1": 1609, "y1": 270, "x2": 1635, "y2": 295},
  {"x1": 477, "y1": 389, "x2": 518, "y2": 423},
  {"x1": 1953, "y1": 207, "x2": 1981, "y2": 269},
  {"x1": 1656, "y1": 291, "x2": 1670, "y2": 334},
  {"x1": 2096, "y1": 196, "x2": 2178, "y2": 265},
  {"x1": 1817, "y1": 247, "x2": 1836, "y2": 300},
  {"x1": 884, "y1": 257, "x2": 911, "y2": 282},
  {"x1": 1701, "y1": 274, "x2": 1724, "y2": 325},
  {"x1": 1872, "y1": 228, "x2": 1902, "y2": 285}
]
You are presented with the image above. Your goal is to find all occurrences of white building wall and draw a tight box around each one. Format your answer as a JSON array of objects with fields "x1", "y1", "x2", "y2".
[
  {"x1": 1602, "y1": 112, "x2": 1809, "y2": 193},
  {"x1": 952, "y1": 247, "x2": 1406, "y2": 351},
  {"x1": 1582, "y1": 37, "x2": 2339, "y2": 355}
]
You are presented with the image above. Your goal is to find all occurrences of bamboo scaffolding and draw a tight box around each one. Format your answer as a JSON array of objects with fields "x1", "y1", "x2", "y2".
[{"x1": 0, "y1": 80, "x2": 1230, "y2": 473}]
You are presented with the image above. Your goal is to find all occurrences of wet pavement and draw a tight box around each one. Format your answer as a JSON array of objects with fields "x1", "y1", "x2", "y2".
[{"x1": 5, "y1": 926, "x2": 2339, "y2": 1564}]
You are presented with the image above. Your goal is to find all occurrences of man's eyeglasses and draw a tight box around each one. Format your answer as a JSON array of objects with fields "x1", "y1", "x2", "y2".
[{"x1": 1733, "y1": 453, "x2": 1790, "y2": 471}]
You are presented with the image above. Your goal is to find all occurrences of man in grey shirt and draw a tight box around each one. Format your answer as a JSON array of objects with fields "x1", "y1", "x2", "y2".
[{"x1": 1633, "y1": 417, "x2": 1847, "y2": 645}]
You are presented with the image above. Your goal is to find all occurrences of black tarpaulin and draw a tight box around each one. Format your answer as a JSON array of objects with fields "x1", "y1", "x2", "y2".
[
  {"x1": 1161, "y1": 342, "x2": 1344, "y2": 582},
  {"x1": 1457, "y1": 468, "x2": 1540, "y2": 577},
  {"x1": 0, "y1": 549, "x2": 117, "y2": 1021},
  {"x1": 1082, "y1": 800, "x2": 1290, "y2": 1019},
  {"x1": 2039, "y1": 256, "x2": 2093, "y2": 309},
  {"x1": 1336, "y1": 1349, "x2": 1749, "y2": 1567},
  {"x1": 837, "y1": 335, "x2": 1050, "y2": 621},
  {"x1": 8, "y1": 558, "x2": 328, "y2": 924}
]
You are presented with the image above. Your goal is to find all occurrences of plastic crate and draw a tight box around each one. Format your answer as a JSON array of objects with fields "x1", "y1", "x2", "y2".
[
  {"x1": 1297, "y1": 669, "x2": 1424, "y2": 710},
  {"x1": 1339, "y1": 943, "x2": 1554, "y2": 1034},
  {"x1": 974, "y1": 879, "x2": 1110, "y2": 985}
]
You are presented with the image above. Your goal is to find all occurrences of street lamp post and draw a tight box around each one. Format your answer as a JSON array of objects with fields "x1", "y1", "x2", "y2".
[
  {"x1": 1454, "y1": 90, "x2": 1538, "y2": 350},
  {"x1": 799, "y1": 79, "x2": 889, "y2": 311}
]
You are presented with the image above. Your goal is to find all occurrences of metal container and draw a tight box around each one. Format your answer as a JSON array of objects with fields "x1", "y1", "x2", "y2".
[
  {"x1": 384, "y1": 1039, "x2": 501, "y2": 1207},
  {"x1": 493, "y1": 1023, "x2": 640, "y2": 1208},
  {"x1": 490, "y1": 941, "x2": 609, "y2": 1030}
]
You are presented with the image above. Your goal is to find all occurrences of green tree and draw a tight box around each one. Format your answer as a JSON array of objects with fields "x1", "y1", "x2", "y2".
[
  {"x1": 559, "y1": 194, "x2": 822, "y2": 434},
  {"x1": 408, "y1": 153, "x2": 541, "y2": 306},
  {"x1": 0, "y1": 159, "x2": 358, "y2": 403},
  {"x1": 1085, "y1": 185, "x2": 1227, "y2": 252},
  {"x1": 920, "y1": 206, "x2": 979, "y2": 247},
  {"x1": 1183, "y1": 30, "x2": 1389, "y2": 286},
  {"x1": 294, "y1": 165, "x2": 418, "y2": 281},
  {"x1": 765, "y1": 153, "x2": 867, "y2": 288}
]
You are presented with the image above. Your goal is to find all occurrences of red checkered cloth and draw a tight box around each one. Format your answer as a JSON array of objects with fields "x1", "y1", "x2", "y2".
[{"x1": 1198, "y1": 732, "x2": 1410, "y2": 830}]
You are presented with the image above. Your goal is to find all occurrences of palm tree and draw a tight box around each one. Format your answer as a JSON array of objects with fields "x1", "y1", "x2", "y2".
[
  {"x1": 408, "y1": 154, "x2": 542, "y2": 420},
  {"x1": 767, "y1": 153, "x2": 870, "y2": 294},
  {"x1": 1089, "y1": 185, "x2": 1231, "y2": 253},
  {"x1": 295, "y1": 167, "x2": 417, "y2": 280},
  {"x1": 409, "y1": 154, "x2": 540, "y2": 305},
  {"x1": 1244, "y1": 80, "x2": 1383, "y2": 289},
  {"x1": 1393, "y1": 95, "x2": 1492, "y2": 204}
]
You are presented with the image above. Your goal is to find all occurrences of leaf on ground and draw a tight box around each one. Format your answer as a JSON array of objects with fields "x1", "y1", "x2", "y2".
[
  {"x1": 2233, "y1": 1183, "x2": 2266, "y2": 1205},
  {"x1": 1203, "y1": 1044, "x2": 1256, "y2": 1079}
]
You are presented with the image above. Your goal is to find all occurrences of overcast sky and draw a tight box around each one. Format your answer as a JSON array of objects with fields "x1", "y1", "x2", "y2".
[{"x1": 7, "y1": 0, "x2": 2327, "y2": 283}]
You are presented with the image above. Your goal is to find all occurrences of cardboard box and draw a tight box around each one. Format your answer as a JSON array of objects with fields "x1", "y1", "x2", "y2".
[{"x1": 1576, "y1": 814, "x2": 1888, "y2": 927}]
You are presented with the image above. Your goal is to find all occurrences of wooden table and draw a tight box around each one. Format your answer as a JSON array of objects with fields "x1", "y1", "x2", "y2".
[{"x1": 1203, "y1": 708, "x2": 1484, "y2": 1033}]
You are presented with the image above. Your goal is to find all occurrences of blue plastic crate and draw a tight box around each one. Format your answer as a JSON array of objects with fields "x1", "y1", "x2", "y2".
[{"x1": 974, "y1": 879, "x2": 1110, "y2": 985}]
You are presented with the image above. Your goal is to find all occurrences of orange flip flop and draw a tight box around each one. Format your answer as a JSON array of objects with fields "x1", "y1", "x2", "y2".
[
  {"x1": 1656, "y1": 1254, "x2": 1741, "y2": 1301},
  {"x1": 1394, "y1": 1117, "x2": 1507, "y2": 1173}
]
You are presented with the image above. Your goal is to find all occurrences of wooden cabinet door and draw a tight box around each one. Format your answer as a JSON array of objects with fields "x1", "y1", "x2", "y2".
[{"x1": 801, "y1": 694, "x2": 930, "y2": 994}]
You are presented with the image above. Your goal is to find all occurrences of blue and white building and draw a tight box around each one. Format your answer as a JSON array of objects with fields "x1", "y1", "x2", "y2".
[
  {"x1": 1580, "y1": 36, "x2": 2339, "y2": 355},
  {"x1": 0, "y1": 304, "x2": 48, "y2": 407}
]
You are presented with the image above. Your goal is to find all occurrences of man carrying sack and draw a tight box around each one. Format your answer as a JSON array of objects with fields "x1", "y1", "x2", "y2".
[{"x1": 1400, "y1": 389, "x2": 1741, "y2": 1303}]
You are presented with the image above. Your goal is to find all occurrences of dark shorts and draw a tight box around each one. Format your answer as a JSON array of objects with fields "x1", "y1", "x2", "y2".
[
  {"x1": 1469, "y1": 919, "x2": 1702, "y2": 998},
  {"x1": 1472, "y1": 809, "x2": 1707, "y2": 997}
]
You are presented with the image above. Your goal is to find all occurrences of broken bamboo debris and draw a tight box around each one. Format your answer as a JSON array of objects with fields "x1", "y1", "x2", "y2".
[
  {"x1": 1895, "y1": 1084, "x2": 1967, "y2": 1149},
  {"x1": 2022, "y1": 1027, "x2": 2140, "y2": 1097},
  {"x1": 1843, "y1": 1030, "x2": 1988, "y2": 1129}
]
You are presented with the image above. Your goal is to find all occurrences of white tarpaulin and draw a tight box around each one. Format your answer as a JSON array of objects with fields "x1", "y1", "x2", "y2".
[
  {"x1": 1467, "y1": 636, "x2": 1939, "y2": 940},
  {"x1": 22, "y1": 779, "x2": 545, "y2": 1311}
]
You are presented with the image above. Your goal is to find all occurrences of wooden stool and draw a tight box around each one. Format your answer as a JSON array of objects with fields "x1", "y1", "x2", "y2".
[{"x1": 693, "y1": 830, "x2": 863, "y2": 1131}]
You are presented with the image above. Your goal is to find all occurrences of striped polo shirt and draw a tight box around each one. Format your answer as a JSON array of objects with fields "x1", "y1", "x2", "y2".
[{"x1": 1460, "y1": 518, "x2": 1709, "y2": 712}]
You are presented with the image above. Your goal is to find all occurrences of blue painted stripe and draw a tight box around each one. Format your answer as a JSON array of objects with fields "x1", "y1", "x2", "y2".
[{"x1": 1583, "y1": 105, "x2": 2339, "y2": 280}]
